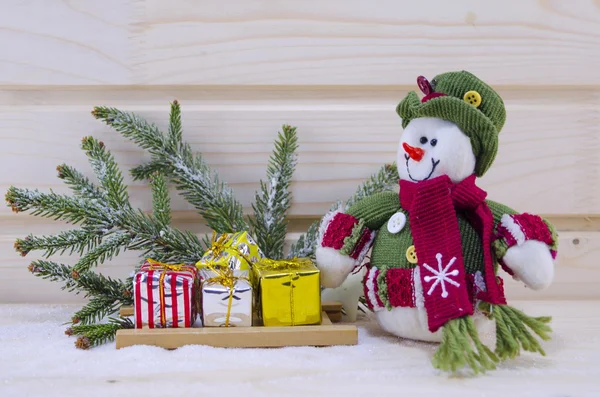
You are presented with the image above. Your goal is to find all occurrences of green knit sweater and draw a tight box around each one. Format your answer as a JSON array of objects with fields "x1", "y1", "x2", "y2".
[{"x1": 346, "y1": 191, "x2": 515, "y2": 274}]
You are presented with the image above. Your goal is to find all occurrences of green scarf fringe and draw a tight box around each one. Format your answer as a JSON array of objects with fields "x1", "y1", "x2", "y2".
[
  {"x1": 486, "y1": 303, "x2": 552, "y2": 360},
  {"x1": 433, "y1": 304, "x2": 552, "y2": 374},
  {"x1": 432, "y1": 316, "x2": 499, "y2": 374}
]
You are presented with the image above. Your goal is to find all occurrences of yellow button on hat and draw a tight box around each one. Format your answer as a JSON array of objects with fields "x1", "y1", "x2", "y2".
[
  {"x1": 463, "y1": 90, "x2": 482, "y2": 108},
  {"x1": 405, "y1": 245, "x2": 418, "y2": 264}
]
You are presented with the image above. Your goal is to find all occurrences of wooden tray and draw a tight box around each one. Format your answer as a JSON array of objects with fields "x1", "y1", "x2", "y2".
[{"x1": 116, "y1": 311, "x2": 357, "y2": 349}]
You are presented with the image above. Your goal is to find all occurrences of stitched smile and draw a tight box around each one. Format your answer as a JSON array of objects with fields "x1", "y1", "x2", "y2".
[{"x1": 405, "y1": 154, "x2": 441, "y2": 182}]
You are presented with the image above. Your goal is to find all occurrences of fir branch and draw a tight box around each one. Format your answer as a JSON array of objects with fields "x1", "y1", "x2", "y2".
[
  {"x1": 15, "y1": 229, "x2": 101, "y2": 258},
  {"x1": 28, "y1": 260, "x2": 132, "y2": 304},
  {"x1": 72, "y1": 295, "x2": 120, "y2": 325},
  {"x1": 250, "y1": 125, "x2": 298, "y2": 259},
  {"x1": 28, "y1": 260, "x2": 79, "y2": 291},
  {"x1": 168, "y1": 100, "x2": 183, "y2": 146},
  {"x1": 288, "y1": 220, "x2": 318, "y2": 259},
  {"x1": 73, "y1": 232, "x2": 131, "y2": 273},
  {"x1": 6, "y1": 187, "x2": 97, "y2": 224},
  {"x1": 287, "y1": 163, "x2": 399, "y2": 259},
  {"x1": 11, "y1": 133, "x2": 200, "y2": 271},
  {"x1": 150, "y1": 172, "x2": 171, "y2": 227},
  {"x1": 81, "y1": 136, "x2": 130, "y2": 209},
  {"x1": 91, "y1": 108, "x2": 166, "y2": 152},
  {"x1": 75, "y1": 270, "x2": 131, "y2": 303},
  {"x1": 125, "y1": 209, "x2": 205, "y2": 264},
  {"x1": 92, "y1": 106, "x2": 247, "y2": 233},
  {"x1": 57, "y1": 164, "x2": 105, "y2": 200},
  {"x1": 130, "y1": 162, "x2": 165, "y2": 182},
  {"x1": 70, "y1": 317, "x2": 133, "y2": 349}
]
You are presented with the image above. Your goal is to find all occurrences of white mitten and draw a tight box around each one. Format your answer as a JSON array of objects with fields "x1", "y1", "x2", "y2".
[
  {"x1": 502, "y1": 240, "x2": 554, "y2": 290},
  {"x1": 315, "y1": 246, "x2": 358, "y2": 289}
]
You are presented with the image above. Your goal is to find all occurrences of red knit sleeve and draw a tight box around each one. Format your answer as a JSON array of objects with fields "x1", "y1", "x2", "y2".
[
  {"x1": 496, "y1": 213, "x2": 558, "y2": 259},
  {"x1": 318, "y1": 210, "x2": 376, "y2": 263},
  {"x1": 320, "y1": 212, "x2": 359, "y2": 249}
]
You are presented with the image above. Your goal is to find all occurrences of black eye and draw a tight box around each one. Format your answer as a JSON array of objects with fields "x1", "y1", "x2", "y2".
[
  {"x1": 419, "y1": 137, "x2": 428, "y2": 144},
  {"x1": 431, "y1": 139, "x2": 437, "y2": 147}
]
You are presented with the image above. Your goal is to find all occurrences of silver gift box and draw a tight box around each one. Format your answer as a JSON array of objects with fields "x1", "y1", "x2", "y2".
[{"x1": 200, "y1": 268, "x2": 253, "y2": 327}]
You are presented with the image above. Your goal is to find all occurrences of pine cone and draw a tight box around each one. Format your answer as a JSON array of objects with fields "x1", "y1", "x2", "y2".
[
  {"x1": 64, "y1": 328, "x2": 73, "y2": 336},
  {"x1": 71, "y1": 317, "x2": 80, "y2": 324},
  {"x1": 75, "y1": 336, "x2": 90, "y2": 350},
  {"x1": 27, "y1": 263, "x2": 40, "y2": 274},
  {"x1": 15, "y1": 238, "x2": 30, "y2": 256},
  {"x1": 71, "y1": 270, "x2": 80, "y2": 280},
  {"x1": 56, "y1": 165, "x2": 65, "y2": 178}
]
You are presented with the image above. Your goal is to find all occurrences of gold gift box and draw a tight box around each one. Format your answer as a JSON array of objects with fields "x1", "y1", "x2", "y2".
[
  {"x1": 196, "y1": 231, "x2": 263, "y2": 272},
  {"x1": 252, "y1": 258, "x2": 321, "y2": 326}
]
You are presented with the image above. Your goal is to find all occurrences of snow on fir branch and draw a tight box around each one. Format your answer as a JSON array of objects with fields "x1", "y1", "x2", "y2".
[
  {"x1": 92, "y1": 101, "x2": 248, "y2": 234},
  {"x1": 6, "y1": 135, "x2": 207, "y2": 336},
  {"x1": 81, "y1": 137, "x2": 131, "y2": 210},
  {"x1": 249, "y1": 125, "x2": 298, "y2": 259},
  {"x1": 15, "y1": 229, "x2": 101, "y2": 258},
  {"x1": 287, "y1": 163, "x2": 399, "y2": 259}
]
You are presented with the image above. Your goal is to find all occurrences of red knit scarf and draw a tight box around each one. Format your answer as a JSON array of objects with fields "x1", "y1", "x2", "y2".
[{"x1": 399, "y1": 174, "x2": 506, "y2": 332}]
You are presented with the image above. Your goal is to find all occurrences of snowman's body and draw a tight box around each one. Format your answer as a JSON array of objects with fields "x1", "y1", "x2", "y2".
[
  {"x1": 316, "y1": 117, "x2": 554, "y2": 343},
  {"x1": 381, "y1": 117, "x2": 490, "y2": 341},
  {"x1": 376, "y1": 305, "x2": 494, "y2": 342}
]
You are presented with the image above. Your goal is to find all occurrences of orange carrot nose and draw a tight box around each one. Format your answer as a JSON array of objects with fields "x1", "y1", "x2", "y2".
[{"x1": 403, "y1": 142, "x2": 425, "y2": 162}]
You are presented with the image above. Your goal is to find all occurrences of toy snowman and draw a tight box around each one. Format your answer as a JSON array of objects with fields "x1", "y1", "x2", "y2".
[{"x1": 315, "y1": 71, "x2": 558, "y2": 374}]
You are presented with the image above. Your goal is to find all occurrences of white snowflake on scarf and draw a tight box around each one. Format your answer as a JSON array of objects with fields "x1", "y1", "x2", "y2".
[{"x1": 423, "y1": 253, "x2": 460, "y2": 298}]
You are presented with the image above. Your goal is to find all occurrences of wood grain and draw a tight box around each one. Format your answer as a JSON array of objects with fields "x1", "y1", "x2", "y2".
[
  {"x1": 116, "y1": 311, "x2": 357, "y2": 349},
  {"x1": 1, "y1": 0, "x2": 600, "y2": 85},
  {"x1": 1, "y1": 88, "x2": 599, "y2": 217}
]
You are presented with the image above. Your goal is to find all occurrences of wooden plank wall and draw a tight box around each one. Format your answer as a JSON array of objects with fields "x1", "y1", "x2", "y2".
[{"x1": 1, "y1": 0, "x2": 599, "y2": 303}]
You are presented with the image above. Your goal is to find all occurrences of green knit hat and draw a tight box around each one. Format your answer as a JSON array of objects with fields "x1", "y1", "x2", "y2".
[{"x1": 396, "y1": 71, "x2": 506, "y2": 176}]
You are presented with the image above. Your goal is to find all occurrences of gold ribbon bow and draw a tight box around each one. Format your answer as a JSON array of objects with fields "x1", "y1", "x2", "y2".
[
  {"x1": 254, "y1": 257, "x2": 312, "y2": 271},
  {"x1": 204, "y1": 231, "x2": 231, "y2": 259},
  {"x1": 197, "y1": 260, "x2": 249, "y2": 327},
  {"x1": 204, "y1": 231, "x2": 254, "y2": 266},
  {"x1": 144, "y1": 259, "x2": 192, "y2": 328}
]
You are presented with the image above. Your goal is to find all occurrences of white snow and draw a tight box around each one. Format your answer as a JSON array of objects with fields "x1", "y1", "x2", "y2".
[
  {"x1": 173, "y1": 157, "x2": 220, "y2": 196},
  {"x1": 0, "y1": 304, "x2": 430, "y2": 397},
  {"x1": 263, "y1": 171, "x2": 281, "y2": 229},
  {"x1": 0, "y1": 303, "x2": 592, "y2": 397},
  {"x1": 90, "y1": 160, "x2": 108, "y2": 183}
]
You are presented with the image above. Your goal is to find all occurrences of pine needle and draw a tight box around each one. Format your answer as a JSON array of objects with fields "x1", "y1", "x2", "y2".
[
  {"x1": 93, "y1": 103, "x2": 247, "y2": 233},
  {"x1": 249, "y1": 125, "x2": 298, "y2": 259}
]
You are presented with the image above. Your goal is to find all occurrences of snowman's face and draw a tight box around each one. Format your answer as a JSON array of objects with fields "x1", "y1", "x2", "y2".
[{"x1": 397, "y1": 118, "x2": 476, "y2": 183}]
